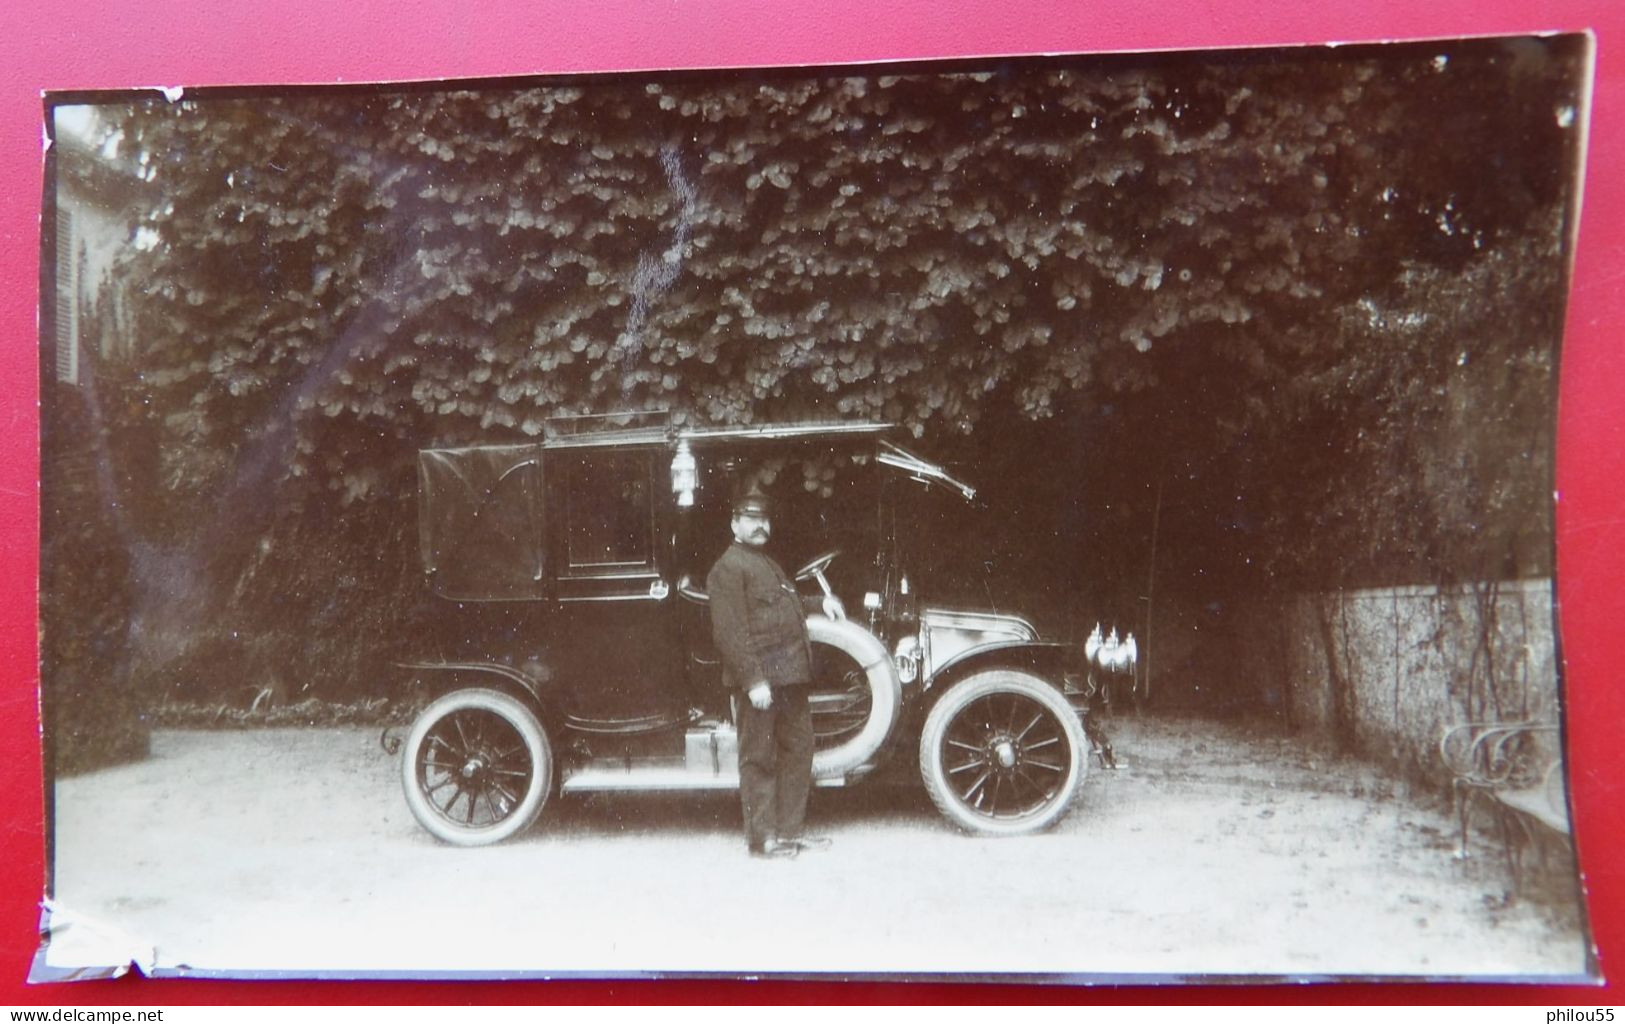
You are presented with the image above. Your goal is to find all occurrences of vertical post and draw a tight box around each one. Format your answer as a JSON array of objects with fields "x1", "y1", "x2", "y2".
[
  {"x1": 1142, "y1": 476, "x2": 1163, "y2": 705},
  {"x1": 1391, "y1": 589, "x2": 1402, "y2": 733}
]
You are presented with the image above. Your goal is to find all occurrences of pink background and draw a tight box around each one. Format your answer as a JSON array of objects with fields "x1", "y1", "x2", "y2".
[{"x1": 2, "y1": 0, "x2": 1620, "y2": 1004}]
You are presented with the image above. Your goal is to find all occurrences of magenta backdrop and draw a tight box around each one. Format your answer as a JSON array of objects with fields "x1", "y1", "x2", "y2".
[{"x1": 2, "y1": 0, "x2": 1621, "y2": 1005}]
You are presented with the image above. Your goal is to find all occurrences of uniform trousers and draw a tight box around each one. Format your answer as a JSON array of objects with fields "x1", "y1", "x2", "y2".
[{"x1": 736, "y1": 686, "x2": 813, "y2": 848}]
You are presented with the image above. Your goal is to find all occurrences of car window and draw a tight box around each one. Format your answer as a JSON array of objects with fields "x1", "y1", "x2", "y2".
[
  {"x1": 561, "y1": 452, "x2": 655, "y2": 574},
  {"x1": 416, "y1": 444, "x2": 547, "y2": 601}
]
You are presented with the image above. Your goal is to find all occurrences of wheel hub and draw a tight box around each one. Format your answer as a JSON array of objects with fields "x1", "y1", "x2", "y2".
[
  {"x1": 461, "y1": 756, "x2": 485, "y2": 779},
  {"x1": 993, "y1": 739, "x2": 1018, "y2": 768}
]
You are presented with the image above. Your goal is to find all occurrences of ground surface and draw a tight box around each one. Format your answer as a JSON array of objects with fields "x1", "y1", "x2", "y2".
[{"x1": 40, "y1": 715, "x2": 1593, "y2": 981}]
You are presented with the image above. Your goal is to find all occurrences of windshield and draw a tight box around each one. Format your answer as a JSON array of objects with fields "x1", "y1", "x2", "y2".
[{"x1": 875, "y1": 440, "x2": 977, "y2": 502}]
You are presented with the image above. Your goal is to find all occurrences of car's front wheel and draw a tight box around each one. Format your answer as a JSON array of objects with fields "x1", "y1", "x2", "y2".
[
  {"x1": 401, "y1": 688, "x2": 552, "y2": 846},
  {"x1": 919, "y1": 670, "x2": 1087, "y2": 835}
]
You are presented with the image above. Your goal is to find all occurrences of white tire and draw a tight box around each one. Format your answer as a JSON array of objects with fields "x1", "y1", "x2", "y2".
[
  {"x1": 806, "y1": 615, "x2": 902, "y2": 779},
  {"x1": 919, "y1": 670, "x2": 1087, "y2": 835},
  {"x1": 401, "y1": 688, "x2": 552, "y2": 846}
]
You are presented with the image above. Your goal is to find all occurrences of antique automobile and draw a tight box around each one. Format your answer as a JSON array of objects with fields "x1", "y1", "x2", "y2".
[{"x1": 394, "y1": 417, "x2": 1136, "y2": 845}]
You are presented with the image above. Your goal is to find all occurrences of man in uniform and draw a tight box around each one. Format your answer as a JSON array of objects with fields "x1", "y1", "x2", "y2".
[{"x1": 706, "y1": 489, "x2": 838, "y2": 859}]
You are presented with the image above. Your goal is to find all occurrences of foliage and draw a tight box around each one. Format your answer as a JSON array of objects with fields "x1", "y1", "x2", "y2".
[
  {"x1": 41, "y1": 379, "x2": 150, "y2": 773},
  {"x1": 152, "y1": 695, "x2": 406, "y2": 729},
  {"x1": 1266, "y1": 226, "x2": 1564, "y2": 587},
  {"x1": 52, "y1": 38, "x2": 1586, "y2": 707}
]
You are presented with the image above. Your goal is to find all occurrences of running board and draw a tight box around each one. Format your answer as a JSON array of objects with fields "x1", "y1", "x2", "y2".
[
  {"x1": 559, "y1": 757, "x2": 852, "y2": 793},
  {"x1": 561, "y1": 759, "x2": 739, "y2": 792}
]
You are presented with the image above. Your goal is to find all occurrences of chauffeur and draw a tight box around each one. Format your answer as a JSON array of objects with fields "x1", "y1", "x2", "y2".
[{"x1": 706, "y1": 490, "x2": 838, "y2": 859}]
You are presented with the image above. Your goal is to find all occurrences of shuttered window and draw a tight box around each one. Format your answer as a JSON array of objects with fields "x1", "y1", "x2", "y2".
[{"x1": 54, "y1": 207, "x2": 79, "y2": 385}]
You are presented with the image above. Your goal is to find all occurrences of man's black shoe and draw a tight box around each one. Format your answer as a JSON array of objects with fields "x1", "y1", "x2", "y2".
[
  {"x1": 749, "y1": 839, "x2": 800, "y2": 859},
  {"x1": 786, "y1": 835, "x2": 832, "y2": 852}
]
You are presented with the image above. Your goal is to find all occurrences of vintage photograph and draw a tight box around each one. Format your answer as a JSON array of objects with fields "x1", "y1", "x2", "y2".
[{"x1": 37, "y1": 35, "x2": 1594, "y2": 980}]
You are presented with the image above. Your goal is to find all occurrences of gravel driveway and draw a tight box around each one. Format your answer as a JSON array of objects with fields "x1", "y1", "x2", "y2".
[{"x1": 38, "y1": 715, "x2": 1592, "y2": 981}]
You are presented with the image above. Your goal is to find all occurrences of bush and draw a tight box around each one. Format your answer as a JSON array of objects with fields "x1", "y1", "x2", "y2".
[{"x1": 41, "y1": 382, "x2": 150, "y2": 776}]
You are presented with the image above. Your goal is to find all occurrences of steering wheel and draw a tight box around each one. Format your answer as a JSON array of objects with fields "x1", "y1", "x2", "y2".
[{"x1": 794, "y1": 550, "x2": 841, "y2": 582}]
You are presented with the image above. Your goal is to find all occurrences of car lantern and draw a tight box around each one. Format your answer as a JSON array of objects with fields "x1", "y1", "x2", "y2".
[
  {"x1": 670, "y1": 438, "x2": 697, "y2": 507},
  {"x1": 1085, "y1": 623, "x2": 1138, "y2": 676}
]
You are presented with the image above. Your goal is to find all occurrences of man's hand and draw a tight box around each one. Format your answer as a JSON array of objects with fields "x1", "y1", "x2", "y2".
[
  {"x1": 748, "y1": 681, "x2": 773, "y2": 710},
  {"x1": 822, "y1": 594, "x2": 847, "y2": 621}
]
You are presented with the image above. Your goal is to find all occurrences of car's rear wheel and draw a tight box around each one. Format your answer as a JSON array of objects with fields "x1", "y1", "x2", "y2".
[
  {"x1": 401, "y1": 688, "x2": 552, "y2": 846},
  {"x1": 919, "y1": 670, "x2": 1086, "y2": 835}
]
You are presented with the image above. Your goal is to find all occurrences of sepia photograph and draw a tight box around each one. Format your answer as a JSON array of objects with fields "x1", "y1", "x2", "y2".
[{"x1": 35, "y1": 35, "x2": 1595, "y2": 982}]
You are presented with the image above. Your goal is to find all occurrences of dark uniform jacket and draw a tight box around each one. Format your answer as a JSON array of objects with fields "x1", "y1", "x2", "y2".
[{"x1": 706, "y1": 541, "x2": 814, "y2": 692}]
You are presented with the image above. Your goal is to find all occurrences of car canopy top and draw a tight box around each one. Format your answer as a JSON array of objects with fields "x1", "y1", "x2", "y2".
[
  {"x1": 418, "y1": 443, "x2": 548, "y2": 601},
  {"x1": 415, "y1": 421, "x2": 950, "y2": 601}
]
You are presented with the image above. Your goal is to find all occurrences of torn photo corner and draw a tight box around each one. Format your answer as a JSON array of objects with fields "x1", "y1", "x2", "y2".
[
  {"x1": 35, "y1": 33, "x2": 1599, "y2": 982},
  {"x1": 32, "y1": 901, "x2": 155, "y2": 982}
]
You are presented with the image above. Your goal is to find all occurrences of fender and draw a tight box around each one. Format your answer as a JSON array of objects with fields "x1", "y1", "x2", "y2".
[
  {"x1": 927, "y1": 640, "x2": 1074, "y2": 693},
  {"x1": 902, "y1": 641, "x2": 1076, "y2": 740},
  {"x1": 397, "y1": 660, "x2": 557, "y2": 720}
]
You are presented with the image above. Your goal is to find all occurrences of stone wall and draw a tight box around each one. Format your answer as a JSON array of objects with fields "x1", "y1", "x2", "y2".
[{"x1": 1278, "y1": 579, "x2": 1560, "y2": 785}]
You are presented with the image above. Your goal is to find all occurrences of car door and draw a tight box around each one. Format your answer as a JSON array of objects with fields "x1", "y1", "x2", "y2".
[{"x1": 545, "y1": 446, "x2": 686, "y2": 722}]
